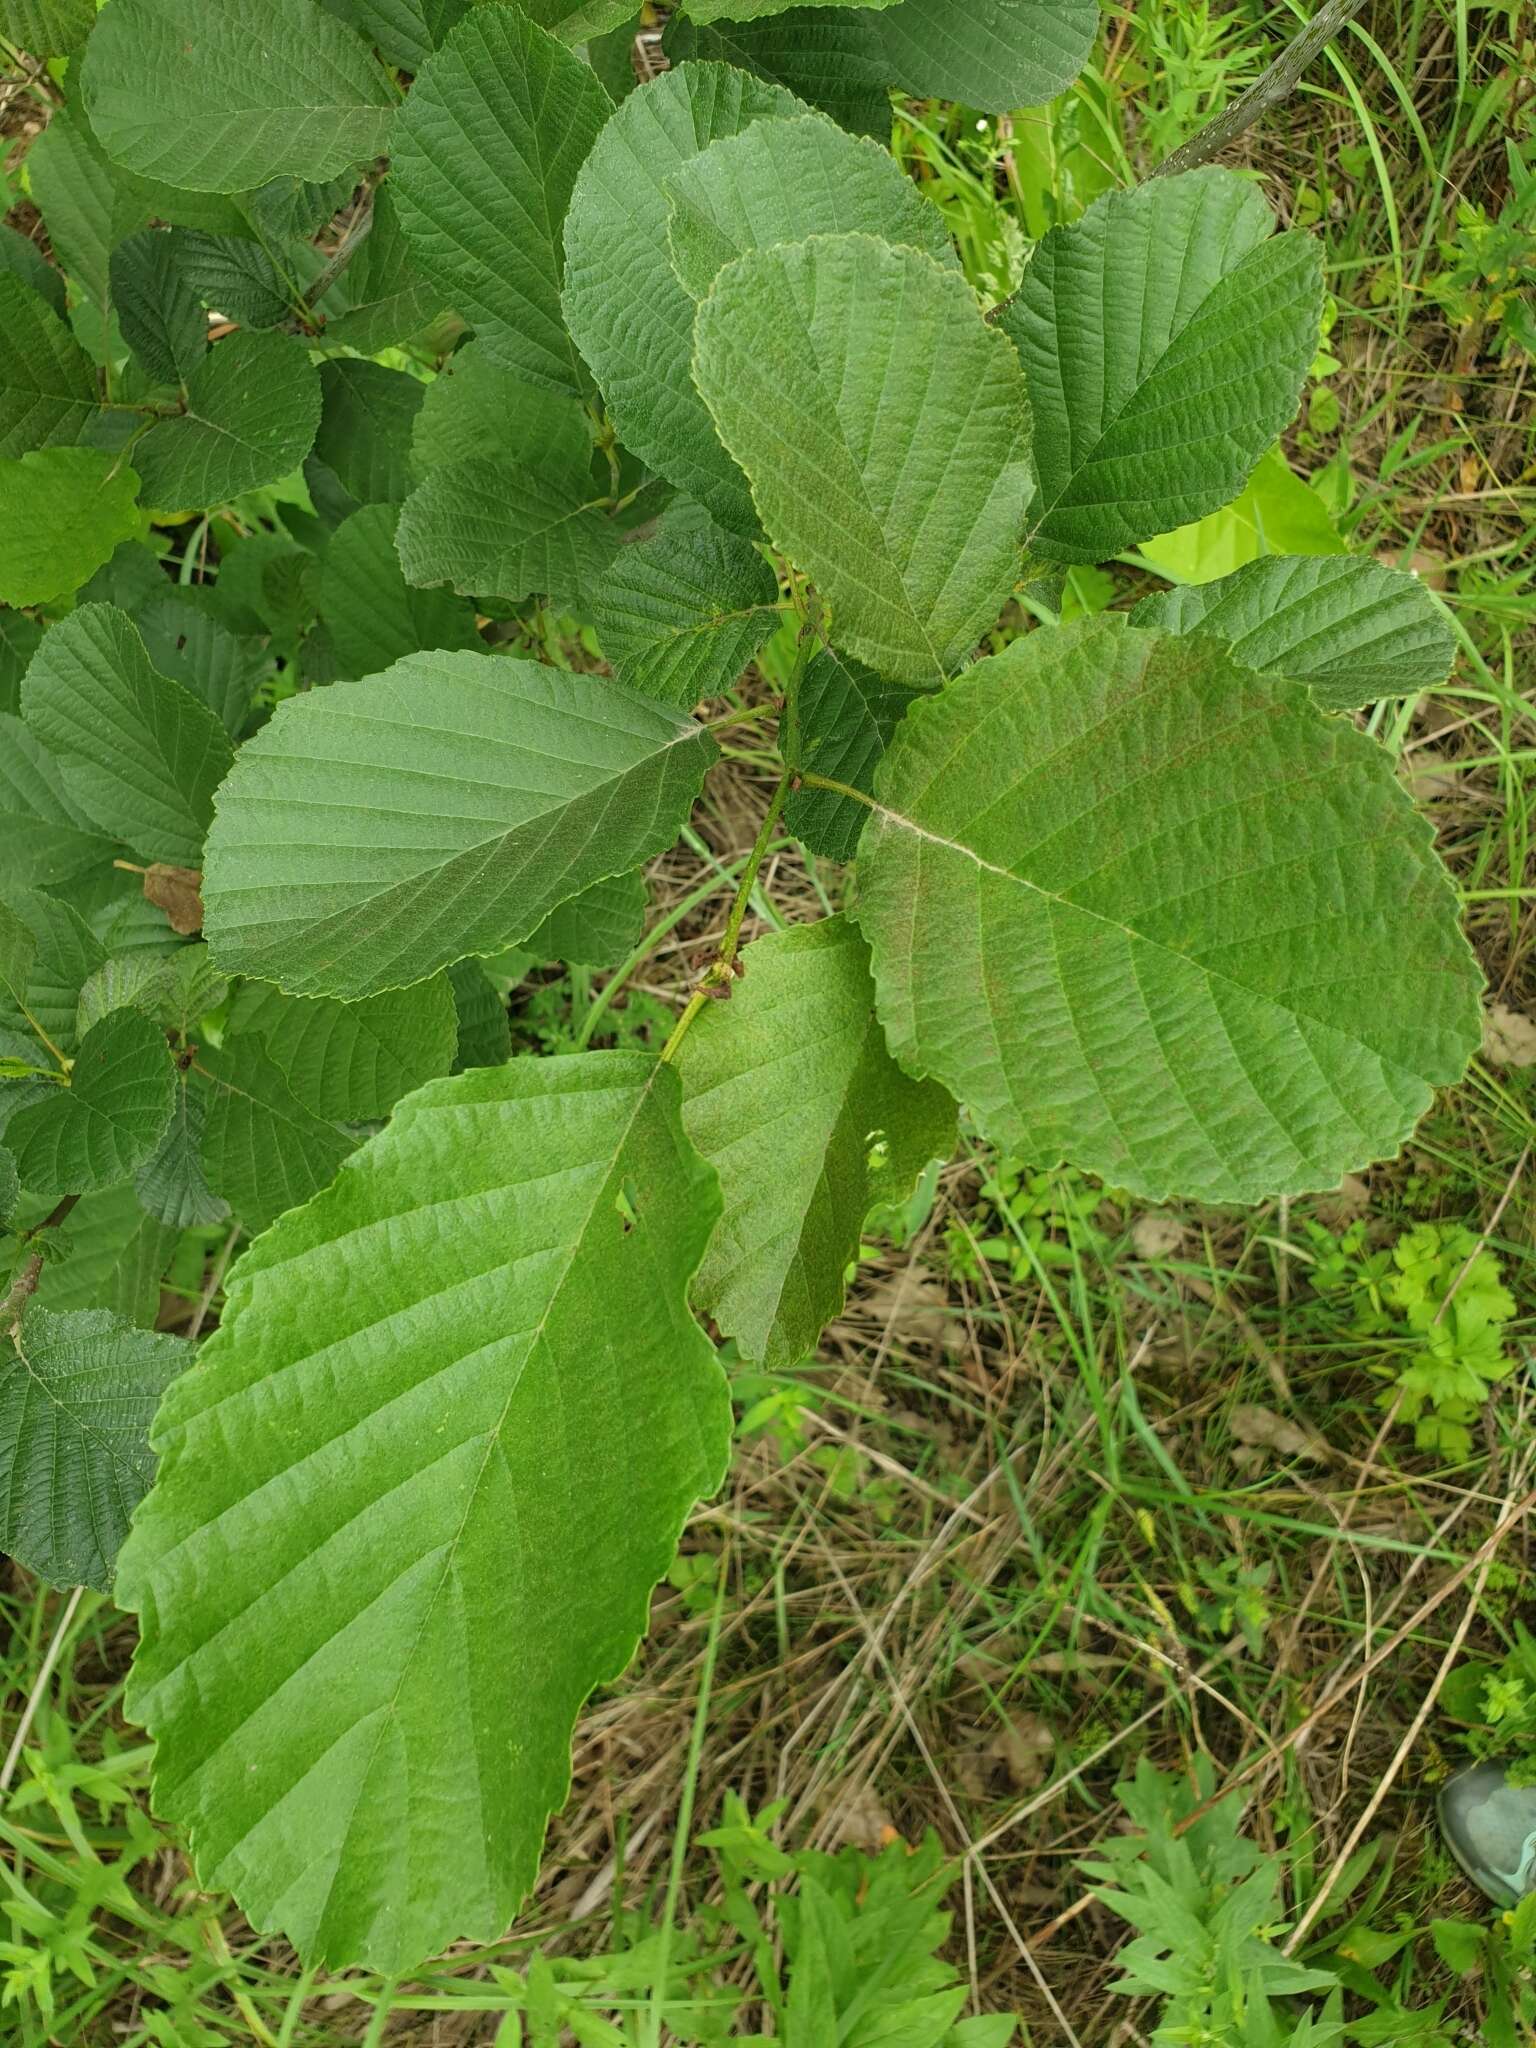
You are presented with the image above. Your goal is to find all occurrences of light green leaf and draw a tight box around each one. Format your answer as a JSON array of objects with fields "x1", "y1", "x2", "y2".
[
  {"x1": 198, "y1": 1036, "x2": 353, "y2": 1232},
  {"x1": 527, "y1": 870, "x2": 646, "y2": 967},
  {"x1": 201, "y1": 650, "x2": 718, "y2": 1000},
  {"x1": 110, "y1": 229, "x2": 208, "y2": 386},
  {"x1": 0, "y1": 890, "x2": 106, "y2": 1054},
  {"x1": 118, "y1": 1052, "x2": 729, "y2": 1971},
  {"x1": 321, "y1": 503, "x2": 482, "y2": 679},
  {"x1": 411, "y1": 338, "x2": 592, "y2": 475},
  {"x1": 395, "y1": 457, "x2": 620, "y2": 603},
  {"x1": 448, "y1": 957, "x2": 511, "y2": 1069},
  {"x1": 0, "y1": 450, "x2": 140, "y2": 610},
  {"x1": 876, "y1": 0, "x2": 1098, "y2": 111},
  {"x1": 316, "y1": 187, "x2": 444, "y2": 353},
  {"x1": 783, "y1": 647, "x2": 923, "y2": 863},
  {"x1": 853, "y1": 617, "x2": 1482, "y2": 1204},
  {"x1": 82, "y1": 0, "x2": 395, "y2": 193},
  {"x1": 135, "y1": 589, "x2": 268, "y2": 738},
  {"x1": 22, "y1": 606, "x2": 234, "y2": 867},
  {"x1": 225, "y1": 975, "x2": 459, "y2": 1120},
  {"x1": 0, "y1": 272, "x2": 99, "y2": 457},
  {"x1": 677, "y1": 915, "x2": 953, "y2": 1367},
  {"x1": 1132, "y1": 448, "x2": 1343, "y2": 584},
  {"x1": 318, "y1": 0, "x2": 470, "y2": 68},
  {"x1": 76, "y1": 945, "x2": 227, "y2": 1041},
  {"x1": 520, "y1": 0, "x2": 653, "y2": 36},
  {"x1": 562, "y1": 62, "x2": 801, "y2": 534},
  {"x1": 315, "y1": 358, "x2": 425, "y2": 505},
  {"x1": 1, "y1": 1305, "x2": 188, "y2": 1590},
  {"x1": 1130, "y1": 555, "x2": 1455, "y2": 711},
  {"x1": 999, "y1": 169, "x2": 1321, "y2": 564},
  {"x1": 132, "y1": 330, "x2": 323, "y2": 512},
  {"x1": 662, "y1": 13, "x2": 891, "y2": 141},
  {"x1": 664, "y1": 109, "x2": 954, "y2": 301},
  {"x1": 135, "y1": 1074, "x2": 229, "y2": 1229},
  {"x1": 32, "y1": 1179, "x2": 180, "y2": 1321},
  {"x1": 693, "y1": 233, "x2": 1031, "y2": 684},
  {"x1": 587, "y1": 502, "x2": 780, "y2": 704},
  {"x1": 391, "y1": 6, "x2": 610, "y2": 395},
  {"x1": 8, "y1": 1008, "x2": 176, "y2": 1198},
  {"x1": 1, "y1": 0, "x2": 95, "y2": 52}
]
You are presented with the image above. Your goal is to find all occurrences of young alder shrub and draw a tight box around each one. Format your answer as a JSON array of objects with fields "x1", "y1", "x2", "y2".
[{"x1": 0, "y1": 0, "x2": 1478, "y2": 1977}]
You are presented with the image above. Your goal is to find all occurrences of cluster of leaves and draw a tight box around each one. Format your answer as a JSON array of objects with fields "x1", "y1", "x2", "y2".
[
  {"x1": 0, "y1": 0, "x2": 1486, "y2": 1980},
  {"x1": 1443, "y1": 1620, "x2": 1536, "y2": 1782}
]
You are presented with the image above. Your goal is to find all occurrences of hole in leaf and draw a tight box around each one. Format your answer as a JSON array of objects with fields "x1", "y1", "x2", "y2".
[{"x1": 615, "y1": 1177, "x2": 642, "y2": 1233}]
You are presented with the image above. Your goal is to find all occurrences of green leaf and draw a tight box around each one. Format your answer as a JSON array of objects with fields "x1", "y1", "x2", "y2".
[
  {"x1": 118, "y1": 1052, "x2": 729, "y2": 1971},
  {"x1": 76, "y1": 945, "x2": 227, "y2": 1041},
  {"x1": 783, "y1": 647, "x2": 923, "y2": 863},
  {"x1": 32, "y1": 1179, "x2": 179, "y2": 1322},
  {"x1": 25, "y1": 100, "x2": 143, "y2": 320},
  {"x1": 0, "y1": 1146, "x2": 16, "y2": 1226},
  {"x1": 1129, "y1": 556, "x2": 1456, "y2": 711},
  {"x1": 664, "y1": 109, "x2": 955, "y2": 300},
  {"x1": 876, "y1": 0, "x2": 1099, "y2": 111},
  {"x1": 0, "y1": 890, "x2": 106, "y2": 1054},
  {"x1": 132, "y1": 330, "x2": 323, "y2": 512},
  {"x1": 198, "y1": 1036, "x2": 353, "y2": 1232},
  {"x1": 82, "y1": 0, "x2": 396, "y2": 193},
  {"x1": 315, "y1": 359, "x2": 425, "y2": 505},
  {"x1": 527, "y1": 870, "x2": 646, "y2": 967},
  {"x1": 0, "y1": 272, "x2": 99, "y2": 457},
  {"x1": 201, "y1": 650, "x2": 718, "y2": 1000},
  {"x1": 396, "y1": 457, "x2": 620, "y2": 604},
  {"x1": 562, "y1": 62, "x2": 801, "y2": 534},
  {"x1": 0, "y1": 450, "x2": 141, "y2": 610},
  {"x1": 1133, "y1": 447, "x2": 1344, "y2": 585},
  {"x1": 852, "y1": 617, "x2": 1482, "y2": 1204},
  {"x1": 225, "y1": 975, "x2": 459, "y2": 1120},
  {"x1": 318, "y1": 0, "x2": 470, "y2": 68},
  {"x1": 999, "y1": 169, "x2": 1321, "y2": 563},
  {"x1": 316, "y1": 187, "x2": 444, "y2": 353},
  {"x1": 1, "y1": 1305, "x2": 188, "y2": 1591},
  {"x1": 135, "y1": 1073, "x2": 229, "y2": 1229},
  {"x1": 587, "y1": 502, "x2": 780, "y2": 705},
  {"x1": 135, "y1": 589, "x2": 268, "y2": 738},
  {"x1": 662, "y1": 13, "x2": 891, "y2": 141},
  {"x1": 448, "y1": 957, "x2": 511, "y2": 1069},
  {"x1": 1, "y1": 0, "x2": 95, "y2": 52},
  {"x1": 686, "y1": 0, "x2": 898, "y2": 19},
  {"x1": 693, "y1": 233, "x2": 1031, "y2": 683},
  {"x1": 410, "y1": 338, "x2": 592, "y2": 475},
  {"x1": 321, "y1": 503, "x2": 482, "y2": 679},
  {"x1": 170, "y1": 228, "x2": 294, "y2": 329},
  {"x1": 110, "y1": 229, "x2": 208, "y2": 386},
  {"x1": 391, "y1": 6, "x2": 610, "y2": 396},
  {"x1": 22, "y1": 605, "x2": 234, "y2": 867},
  {"x1": 0, "y1": 898, "x2": 37, "y2": 1013},
  {"x1": 677, "y1": 915, "x2": 953, "y2": 1367},
  {"x1": 0, "y1": 610, "x2": 44, "y2": 714},
  {"x1": 8, "y1": 1009, "x2": 176, "y2": 1198},
  {"x1": 520, "y1": 0, "x2": 653, "y2": 36},
  {"x1": 0, "y1": 225, "x2": 66, "y2": 320}
]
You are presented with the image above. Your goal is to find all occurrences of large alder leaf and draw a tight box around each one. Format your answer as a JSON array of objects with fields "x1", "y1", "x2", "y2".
[
  {"x1": 201, "y1": 651, "x2": 719, "y2": 1000},
  {"x1": 132, "y1": 331, "x2": 323, "y2": 512},
  {"x1": 877, "y1": 0, "x2": 1099, "y2": 111},
  {"x1": 0, "y1": 450, "x2": 141, "y2": 610},
  {"x1": 23, "y1": 605, "x2": 234, "y2": 867},
  {"x1": 396, "y1": 457, "x2": 620, "y2": 605},
  {"x1": 1130, "y1": 556, "x2": 1457, "y2": 711},
  {"x1": 391, "y1": 7, "x2": 610, "y2": 396},
  {"x1": 663, "y1": 13, "x2": 891, "y2": 140},
  {"x1": 693, "y1": 233, "x2": 1032, "y2": 683},
  {"x1": 118, "y1": 1052, "x2": 730, "y2": 1971},
  {"x1": 7, "y1": 1008, "x2": 175, "y2": 1198},
  {"x1": 82, "y1": 0, "x2": 396, "y2": 193},
  {"x1": 586, "y1": 502, "x2": 781, "y2": 705},
  {"x1": 226, "y1": 975, "x2": 459, "y2": 1121},
  {"x1": 1, "y1": 1306, "x2": 188, "y2": 1591},
  {"x1": 663, "y1": 111, "x2": 956, "y2": 300},
  {"x1": 853, "y1": 618, "x2": 1482, "y2": 1204},
  {"x1": 562, "y1": 62, "x2": 801, "y2": 535},
  {"x1": 0, "y1": 273, "x2": 99, "y2": 457},
  {"x1": 677, "y1": 916, "x2": 953, "y2": 1367},
  {"x1": 999, "y1": 169, "x2": 1321, "y2": 564}
]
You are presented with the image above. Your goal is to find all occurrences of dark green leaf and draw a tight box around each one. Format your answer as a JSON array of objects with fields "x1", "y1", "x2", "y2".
[
  {"x1": 198, "y1": 1036, "x2": 354, "y2": 1232},
  {"x1": 110, "y1": 229, "x2": 208, "y2": 386},
  {"x1": 8, "y1": 1008, "x2": 175, "y2": 1198},
  {"x1": 314, "y1": 358, "x2": 424, "y2": 504},
  {"x1": 225, "y1": 975, "x2": 459, "y2": 1120},
  {"x1": 396, "y1": 457, "x2": 619, "y2": 604},
  {"x1": 0, "y1": 272, "x2": 99, "y2": 457},
  {"x1": 784, "y1": 648, "x2": 924, "y2": 863},
  {"x1": 132, "y1": 330, "x2": 323, "y2": 511},
  {"x1": 321, "y1": 502, "x2": 482, "y2": 679}
]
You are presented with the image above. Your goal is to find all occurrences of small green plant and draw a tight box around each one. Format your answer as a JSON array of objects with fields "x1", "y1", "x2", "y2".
[
  {"x1": 1376, "y1": 1223, "x2": 1518, "y2": 1459},
  {"x1": 1424, "y1": 139, "x2": 1536, "y2": 363},
  {"x1": 1442, "y1": 1621, "x2": 1536, "y2": 1783}
]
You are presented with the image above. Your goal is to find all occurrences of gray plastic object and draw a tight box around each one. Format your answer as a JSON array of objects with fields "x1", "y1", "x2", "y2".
[{"x1": 1438, "y1": 1760, "x2": 1536, "y2": 1907}]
